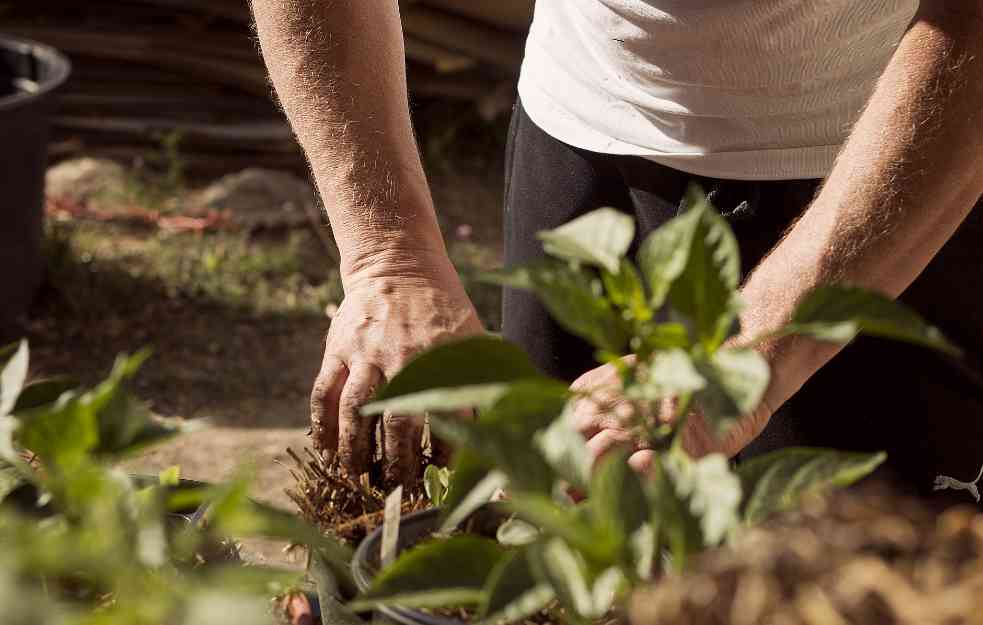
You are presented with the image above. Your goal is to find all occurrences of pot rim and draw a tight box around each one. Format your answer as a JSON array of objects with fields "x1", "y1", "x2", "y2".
[{"x1": 0, "y1": 35, "x2": 71, "y2": 112}]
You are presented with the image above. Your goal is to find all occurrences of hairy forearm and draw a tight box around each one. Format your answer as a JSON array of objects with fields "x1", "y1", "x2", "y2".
[
  {"x1": 251, "y1": 0, "x2": 448, "y2": 281},
  {"x1": 741, "y1": 6, "x2": 983, "y2": 410}
]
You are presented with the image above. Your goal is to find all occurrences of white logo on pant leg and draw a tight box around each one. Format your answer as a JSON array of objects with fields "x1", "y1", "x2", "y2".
[{"x1": 933, "y1": 464, "x2": 983, "y2": 503}]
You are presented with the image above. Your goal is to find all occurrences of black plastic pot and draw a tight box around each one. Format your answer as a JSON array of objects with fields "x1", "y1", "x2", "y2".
[
  {"x1": 352, "y1": 506, "x2": 505, "y2": 625},
  {"x1": 0, "y1": 36, "x2": 70, "y2": 338}
]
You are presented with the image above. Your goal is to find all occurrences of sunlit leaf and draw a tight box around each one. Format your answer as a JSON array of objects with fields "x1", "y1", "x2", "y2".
[
  {"x1": 737, "y1": 447, "x2": 886, "y2": 525},
  {"x1": 508, "y1": 495, "x2": 615, "y2": 564},
  {"x1": 439, "y1": 470, "x2": 507, "y2": 533},
  {"x1": 496, "y1": 517, "x2": 540, "y2": 547},
  {"x1": 538, "y1": 207, "x2": 635, "y2": 274},
  {"x1": 363, "y1": 383, "x2": 513, "y2": 417},
  {"x1": 485, "y1": 262, "x2": 630, "y2": 354},
  {"x1": 590, "y1": 451, "x2": 648, "y2": 549},
  {"x1": 666, "y1": 187, "x2": 742, "y2": 348},
  {"x1": 372, "y1": 336, "x2": 541, "y2": 403},
  {"x1": 782, "y1": 285, "x2": 960, "y2": 356},
  {"x1": 591, "y1": 566, "x2": 627, "y2": 616},
  {"x1": 532, "y1": 538, "x2": 593, "y2": 619},
  {"x1": 1, "y1": 340, "x2": 29, "y2": 417},
  {"x1": 535, "y1": 406, "x2": 591, "y2": 492},
  {"x1": 439, "y1": 449, "x2": 494, "y2": 529},
  {"x1": 665, "y1": 452, "x2": 741, "y2": 547},
  {"x1": 158, "y1": 466, "x2": 181, "y2": 487},
  {"x1": 633, "y1": 349, "x2": 706, "y2": 402},
  {"x1": 423, "y1": 465, "x2": 450, "y2": 506},
  {"x1": 601, "y1": 260, "x2": 650, "y2": 321},
  {"x1": 638, "y1": 202, "x2": 702, "y2": 309},
  {"x1": 694, "y1": 348, "x2": 769, "y2": 433}
]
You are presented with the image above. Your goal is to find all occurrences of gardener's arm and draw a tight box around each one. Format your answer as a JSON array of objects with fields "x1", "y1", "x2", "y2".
[
  {"x1": 576, "y1": 3, "x2": 983, "y2": 466},
  {"x1": 683, "y1": 3, "x2": 983, "y2": 457},
  {"x1": 251, "y1": 1, "x2": 482, "y2": 483}
]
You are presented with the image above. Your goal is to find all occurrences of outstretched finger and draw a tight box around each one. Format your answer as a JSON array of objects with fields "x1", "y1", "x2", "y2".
[
  {"x1": 310, "y1": 354, "x2": 348, "y2": 462},
  {"x1": 584, "y1": 428, "x2": 634, "y2": 467},
  {"x1": 382, "y1": 411, "x2": 424, "y2": 488},
  {"x1": 337, "y1": 362, "x2": 384, "y2": 478}
]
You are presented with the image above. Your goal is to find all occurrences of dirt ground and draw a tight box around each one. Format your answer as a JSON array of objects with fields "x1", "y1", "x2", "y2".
[{"x1": 21, "y1": 113, "x2": 508, "y2": 566}]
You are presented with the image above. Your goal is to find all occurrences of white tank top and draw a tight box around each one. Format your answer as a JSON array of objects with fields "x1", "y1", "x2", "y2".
[{"x1": 517, "y1": 0, "x2": 918, "y2": 180}]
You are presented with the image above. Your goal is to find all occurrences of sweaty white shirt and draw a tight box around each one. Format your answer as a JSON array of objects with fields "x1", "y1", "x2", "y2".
[{"x1": 517, "y1": 0, "x2": 918, "y2": 180}]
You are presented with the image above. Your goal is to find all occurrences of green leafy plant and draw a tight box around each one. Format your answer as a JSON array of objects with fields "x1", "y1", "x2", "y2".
[
  {"x1": 353, "y1": 185, "x2": 956, "y2": 623},
  {"x1": 0, "y1": 341, "x2": 352, "y2": 625}
]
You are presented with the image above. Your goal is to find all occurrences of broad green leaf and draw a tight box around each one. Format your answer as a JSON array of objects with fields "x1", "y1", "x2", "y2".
[
  {"x1": 508, "y1": 494, "x2": 616, "y2": 564},
  {"x1": 480, "y1": 549, "x2": 555, "y2": 625},
  {"x1": 667, "y1": 188, "x2": 742, "y2": 348},
  {"x1": 638, "y1": 202, "x2": 703, "y2": 309},
  {"x1": 535, "y1": 406, "x2": 591, "y2": 492},
  {"x1": 373, "y1": 336, "x2": 541, "y2": 403},
  {"x1": 602, "y1": 260, "x2": 651, "y2": 321},
  {"x1": 439, "y1": 449, "x2": 493, "y2": 528},
  {"x1": 11, "y1": 377, "x2": 78, "y2": 414},
  {"x1": 590, "y1": 451, "x2": 649, "y2": 549},
  {"x1": 665, "y1": 452, "x2": 741, "y2": 547},
  {"x1": 591, "y1": 567, "x2": 628, "y2": 616},
  {"x1": 430, "y1": 417, "x2": 554, "y2": 494},
  {"x1": 440, "y1": 470, "x2": 508, "y2": 533},
  {"x1": 737, "y1": 447, "x2": 886, "y2": 525},
  {"x1": 351, "y1": 536, "x2": 505, "y2": 611},
  {"x1": 538, "y1": 207, "x2": 635, "y2": 274},
  {"x1": 479, "y1": 379, "x2": 571, "y2": 434},
  {"x1": 0, "y1": 459, "x2": 25, "y2": 502},
  {"x1": 532, "y1": 538, "x2": 593, "y2": 619},
  {"x1": 486, "y1": 261, "x2": 631, "y2": 354},
  {"x1": 311, "y1": 549, "x2": 363, "y2": 625},
  {"x1": 423, "y1": 465, "x2": 450, "y2": 506},
  {"x1": 782, "y1": 285, "x2": 960, "y2": 356},
  {"x1": 1, "y1": 340, "x2": 28, "y2": 417},
  {"x1": 363, "y1": 383, "x2": 512, "y2": 417},
  {"x1": 18, "y1": 393, "x2": 99, "y2": 469},
  {"x1": 694, "y1": 348, "x2": 770, "y2": 433},
  {"x1": 636, "y1": 322, "x2": 692, "y2": 353},
  {"x1": 629, "y1": 523, "x2": 656, "y2": 580},
  {"x1": 158, "y1": 465, "x2": 181, "y2": 487},
  {"x1": 496, "y1": 517, "x2": 540, "y2": 547},
  {"x1": 633, "y1": 348, "x2": 706, "y2": 402}
]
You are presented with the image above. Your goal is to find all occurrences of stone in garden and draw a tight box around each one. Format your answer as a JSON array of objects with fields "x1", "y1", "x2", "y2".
[
  {"x1": 192, "y1": 168, "x2": 315, "y2": 229},
  {"x1": 45, "y1": 157, "x2": 128, "y2": 209}
]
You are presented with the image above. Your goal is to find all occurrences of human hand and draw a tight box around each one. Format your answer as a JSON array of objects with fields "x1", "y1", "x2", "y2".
[
  {"x1": 570, "y1": 358, "x2": 775, "y2": 473},
  {"x1": 310, "y1": 253, "x2": 483, "y2": 487},
  {"x1": 569, "y1": 359, "x2": 655, "y2": 474}
]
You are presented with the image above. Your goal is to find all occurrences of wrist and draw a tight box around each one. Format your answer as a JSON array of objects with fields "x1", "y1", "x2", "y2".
[{"x1": 340, "y1": 241, "x2": 459, "y2": 291}]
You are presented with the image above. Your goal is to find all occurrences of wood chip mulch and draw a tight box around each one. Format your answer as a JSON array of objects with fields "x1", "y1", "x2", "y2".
[{"x1": 631, "y1": 481, "x2": 983, "y2": 625}]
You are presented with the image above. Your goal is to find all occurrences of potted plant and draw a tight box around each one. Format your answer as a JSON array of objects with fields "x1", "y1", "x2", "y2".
[{"x1": 341, "y1": 185, "x2": 956, "y2": 625}]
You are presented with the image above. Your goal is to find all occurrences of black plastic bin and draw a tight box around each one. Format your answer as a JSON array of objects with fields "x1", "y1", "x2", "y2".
[{"x1": 0, "y1": 36, "x2": 70, "y2": 338}]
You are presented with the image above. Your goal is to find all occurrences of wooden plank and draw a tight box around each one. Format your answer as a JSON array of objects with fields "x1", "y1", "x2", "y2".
[
  {"x1": 401, "y1": 5, "x2": 526, "y2": 72},
  {"x1": 418, "y1": 0, "x2": 533, "y2": 33}
]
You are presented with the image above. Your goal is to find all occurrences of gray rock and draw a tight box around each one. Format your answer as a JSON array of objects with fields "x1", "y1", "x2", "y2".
[
  {"x1": 45, "y1": 157, "x2": 127, "y2": 206},
  {"x1": 192, "y1": 168, "x2": 316, "y2": 229}
]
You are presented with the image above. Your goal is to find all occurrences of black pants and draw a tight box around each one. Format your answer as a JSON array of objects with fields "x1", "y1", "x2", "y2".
[{"x1": 501, "y1": 100, "x2": 983, "y2": 500}]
